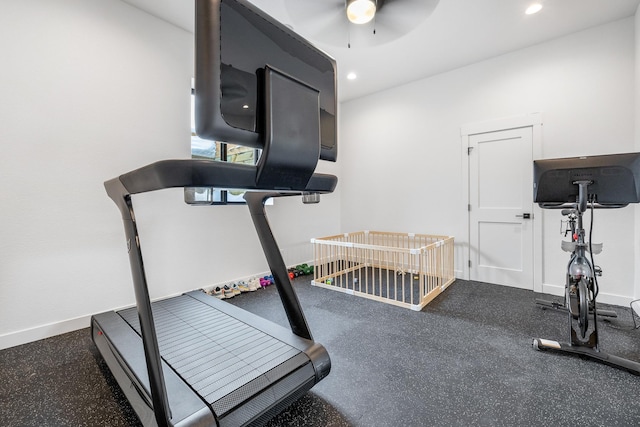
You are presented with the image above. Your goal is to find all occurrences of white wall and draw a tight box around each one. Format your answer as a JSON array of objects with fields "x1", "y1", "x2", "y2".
[
  {"x1": 0, "y1": 0, "x2": 341, "y2": 349},
  {"x1": 340, "y1": 18, "x2": 636, "y2": 305},
  {"x1": 1, "y1": 2, "x2": 635, "y2": 349}
]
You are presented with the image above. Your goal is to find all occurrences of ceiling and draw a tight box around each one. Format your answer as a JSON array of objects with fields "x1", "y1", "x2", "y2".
[{"x1": 120, "y1": 0, "x2": 640, "y2": 102}]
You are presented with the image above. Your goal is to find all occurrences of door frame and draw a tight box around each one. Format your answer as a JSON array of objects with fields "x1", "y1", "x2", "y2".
[{"x1": 460, "y1": 113, "x2": 543, "y2": 293}]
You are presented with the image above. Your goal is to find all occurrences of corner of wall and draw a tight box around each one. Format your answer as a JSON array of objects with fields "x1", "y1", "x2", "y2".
[{"x1": 634, "y1": 4, "x2": 640, "y2": 309}]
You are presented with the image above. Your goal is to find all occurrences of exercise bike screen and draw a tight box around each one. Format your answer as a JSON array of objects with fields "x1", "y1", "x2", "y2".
[{"x1": 533, "y1": 152, "x2": 640, "y2": 205}]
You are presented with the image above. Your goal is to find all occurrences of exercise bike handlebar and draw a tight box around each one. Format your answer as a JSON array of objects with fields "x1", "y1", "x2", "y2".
[{"x1": 538, "y1": 178, "x2": 630, "y2": 210}]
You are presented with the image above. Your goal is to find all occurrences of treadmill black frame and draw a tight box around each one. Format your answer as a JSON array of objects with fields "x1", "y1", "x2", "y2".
[{"x1": 95, "y1": 65, "x2": 336, "y2": 426}]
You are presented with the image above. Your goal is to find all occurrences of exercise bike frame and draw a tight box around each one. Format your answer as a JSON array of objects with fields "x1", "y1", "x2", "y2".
[
  {"x1": 562, "y1": 187, "x2": 597, "y2": 346},
  {"x1": 534, "y1": 180, "x2": 640, "y2": 375},
  {"x1": 535, "y1": 208, "x2": 617, "y2": 319}
]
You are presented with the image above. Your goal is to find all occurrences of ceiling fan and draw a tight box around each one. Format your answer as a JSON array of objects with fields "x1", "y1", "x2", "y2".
[{"x1": 282, "y1": 0, "x2": 440, "y2": 48}]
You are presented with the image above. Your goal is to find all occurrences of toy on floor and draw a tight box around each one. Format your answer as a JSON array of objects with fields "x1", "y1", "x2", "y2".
[{"x1": 295, "y1": 264, "x2": 314, "y2": 275}]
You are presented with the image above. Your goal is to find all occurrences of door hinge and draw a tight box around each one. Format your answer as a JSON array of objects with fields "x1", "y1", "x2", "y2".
[
  {"x1": 468, "y1": 260, "x2": 472, "y2": 268},
  {"x1": 467, "y1": 147, "x2": 474, "y2": 155},
  {"x1": 468, "y1": 204, "x2": 471, "y2": 211}
]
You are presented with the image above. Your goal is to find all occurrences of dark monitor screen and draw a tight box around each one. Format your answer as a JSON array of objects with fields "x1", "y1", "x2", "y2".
[
  {"x1": 195, "y1": 0, "x2": 337, "y2": 161},
  {"x1": 533, "y1": 152, "x2": 640, "y2": 205}
]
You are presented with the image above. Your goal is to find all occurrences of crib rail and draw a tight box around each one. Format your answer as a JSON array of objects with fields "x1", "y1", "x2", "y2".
[{"x1": 312, "y1": 231, "x2": 455, "y2": 311}]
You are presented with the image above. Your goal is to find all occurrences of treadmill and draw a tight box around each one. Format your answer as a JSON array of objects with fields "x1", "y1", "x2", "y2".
[
  {"x1": 92, "y1": 176, "x2": 334, "y2": 427},
  {"x1": 92, "y1": 1, "x2": 338, "y2": 425}
]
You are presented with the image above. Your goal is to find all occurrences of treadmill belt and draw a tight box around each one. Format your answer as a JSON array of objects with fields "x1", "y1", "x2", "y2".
[{"x1": 118, "y1": 293, "x2": 310, "y2": 416}]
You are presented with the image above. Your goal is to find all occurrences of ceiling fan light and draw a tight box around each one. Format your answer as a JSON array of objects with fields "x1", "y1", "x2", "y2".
[
  {"x1": 346, "y1": 0, "x2": 376, "y2": 25},
  {"x1": 525, "y1": 3, "x2": 543, "y2": 15}
]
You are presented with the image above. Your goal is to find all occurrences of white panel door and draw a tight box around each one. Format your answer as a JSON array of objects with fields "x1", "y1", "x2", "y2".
[{"x1": 469, "y1": 127, "x2": 534, "y2": 289}]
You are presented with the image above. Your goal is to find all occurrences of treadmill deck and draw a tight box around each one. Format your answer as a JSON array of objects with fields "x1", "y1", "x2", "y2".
[
  {"x1": 118, "y1": 293, "x2": 310, "y2": 415},
  {"x1": 92, "y1": 291, "x2": 325, "y2": 426}
]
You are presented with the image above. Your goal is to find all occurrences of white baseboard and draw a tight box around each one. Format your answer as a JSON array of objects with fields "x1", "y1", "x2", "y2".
[
  {"x1": 631, "y1": 300, "x2": 640, "y2": 316},
  {"x1": 542, "y1": 282, "x2": 635, "y2": 307},
  {"x1": 0, "y1": 314, "x2": 92, "y2": 351},
  {"x1": 541, "y1": 282, "x2": 564, "y2": 297}
]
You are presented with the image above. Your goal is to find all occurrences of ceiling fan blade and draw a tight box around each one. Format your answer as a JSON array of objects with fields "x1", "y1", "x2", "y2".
[
  {"x1": 283, "y1": 0, "x2": 440, "y2": 48},
  {"x1": 374, "y1": 0, "x2": 439, "y2": 29},
  {"x1": 283, "y1": 0, "x2": 347, "y2": 44},
  {"x1": 284, "y1": 0, "x2": 344, "y2": 27}
]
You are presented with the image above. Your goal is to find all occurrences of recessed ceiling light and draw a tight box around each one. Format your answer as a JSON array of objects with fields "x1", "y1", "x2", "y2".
[
  {"x1": 525, "y1": 3, "x2": 543, "y2": 15},
  {"x1": 242, "y1": 104, "x2": 249, "y2": 109},
  {"x1": 347, "y1": 72, "x2": 357, "y2": 80}
]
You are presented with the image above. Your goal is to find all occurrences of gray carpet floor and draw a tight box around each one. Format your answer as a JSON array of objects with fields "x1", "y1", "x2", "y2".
[{"x1": 2, "y1": 278, "x2": 640, "y2": 426}]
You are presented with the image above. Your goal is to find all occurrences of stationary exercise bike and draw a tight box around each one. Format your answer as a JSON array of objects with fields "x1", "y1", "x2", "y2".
[
  {"x1": 533, "y1": 154, "x2": 640, "y2": 375},
  {"x1": 536, "y1": 181, "x2": 602, "y2": 348}
]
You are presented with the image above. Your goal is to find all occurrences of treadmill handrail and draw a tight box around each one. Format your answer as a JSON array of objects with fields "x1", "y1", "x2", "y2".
[
  {"x1": 106, "y1": 159, "x2": 337, "y2": 198},
  {"x1": 103, "y1": 161, "x2": 337, "y2": 427}
]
